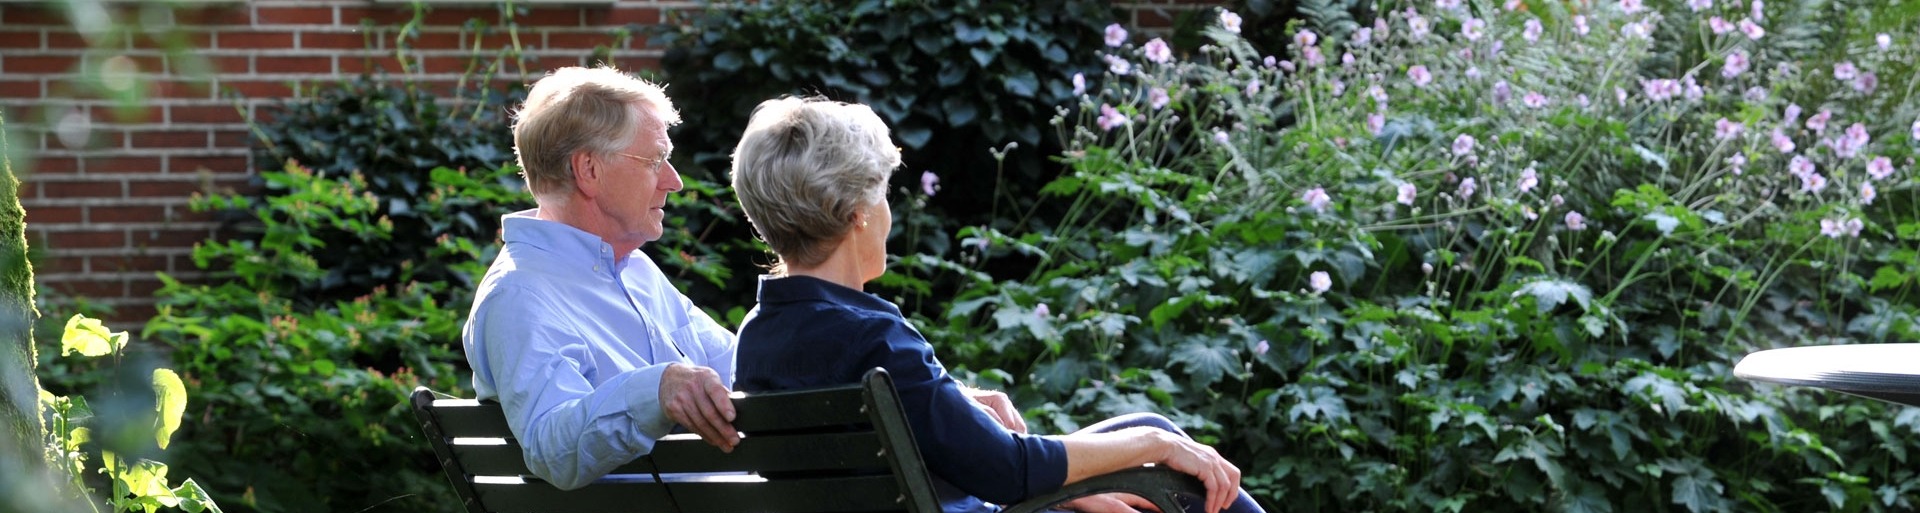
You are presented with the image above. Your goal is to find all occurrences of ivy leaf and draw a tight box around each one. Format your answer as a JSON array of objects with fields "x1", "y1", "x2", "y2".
[
  {"x1": 1287, "y1": 385, "x2": 1350, "y2": 423},
  {"x1": 174, "y1": 478, "x2": 224, "y2": 513},
  {"x1": 62, "y1": 314, "x2": 127, "y2": 357},
  {"x1": 1558, "y1": 479, "x2": 1615, "y2": 513},
  {"x1": 1168, "y1": 340, "x2": 1237, "y2": 387},
  {"x1": 1670, "y1": 473, "x2": 1725, "y2": 513},
  {"x1": 153, "y1": 369, "x2": 188, "y2": 450},
  {"x1": 713, "y1": 50, "x2": 744, "y2": 72},
  {"x1": 969, "y1": 47, "x2": 996, "y2": 67},
  {"x1": 1512, "y1": 280, "x2": 1592, "y2": 313},
  {"x1": 1004, "y1": 69, "x2": 1039, "y2": 98}
]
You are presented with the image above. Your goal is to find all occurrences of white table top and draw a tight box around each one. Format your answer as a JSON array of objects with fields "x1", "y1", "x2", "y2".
[{"x1": 1734, "y1": 344, "x2": 1920, "y2": 408}]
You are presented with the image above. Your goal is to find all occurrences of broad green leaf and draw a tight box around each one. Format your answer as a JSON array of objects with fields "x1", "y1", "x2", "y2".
[
  {"x1": 62, "y1": 314, "x2": 127, "y2": 357},
  {"x1": 1671, "y1": 473, "x2": 1725, "y2": 513},
  {"x1": 1167, "y1": 341, "x2": 1237, "y2": 387},
  {"x1": 1513, "y1": 280, "x2": 1592, "y2": 313},
  {"x1": 153, "y1": 369, "x2": 187, "y2": 450},
  {"x1": 175, "y1": 478, "x2": 224, "y2": 513}
]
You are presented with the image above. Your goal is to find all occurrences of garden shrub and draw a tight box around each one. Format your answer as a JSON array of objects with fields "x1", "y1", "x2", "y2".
[
  {"x1": 140, "y1": 162, "x2": 519, "y2": 513},
  {"x1": 918, "y1": 1, "x2": 1920, "y2": 511}
]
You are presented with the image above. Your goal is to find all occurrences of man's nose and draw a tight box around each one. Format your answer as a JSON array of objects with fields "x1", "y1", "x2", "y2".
[{"x1": 661, "y1": 161, "x2": 684, "y2": 193}]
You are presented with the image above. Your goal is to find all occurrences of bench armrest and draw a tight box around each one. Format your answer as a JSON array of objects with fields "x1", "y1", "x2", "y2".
[{"x1": 1001, "y1": 467, "x2": 1206, "y2": 513}]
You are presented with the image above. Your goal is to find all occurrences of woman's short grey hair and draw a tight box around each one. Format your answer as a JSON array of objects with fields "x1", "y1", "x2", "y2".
[
  {"x1": 513, "y1": 66, "x2": 681, "y2": 199},
  {"x1": 731, "y1": 97, "x2": 901, "y2": 271}
]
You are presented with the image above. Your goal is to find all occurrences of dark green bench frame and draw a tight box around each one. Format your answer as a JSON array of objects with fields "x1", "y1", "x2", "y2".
[{"x1": 412, "y1": 368, "x2": 1206, "y2": 513}]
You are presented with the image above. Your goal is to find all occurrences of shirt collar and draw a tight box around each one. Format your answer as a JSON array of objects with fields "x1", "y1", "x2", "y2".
[
  {"x1": 754, "y1": 274, "x2": 901, "y2": 316},
  {"x1": 501, "y1": 208, "x2": 625, "y2": 272}
]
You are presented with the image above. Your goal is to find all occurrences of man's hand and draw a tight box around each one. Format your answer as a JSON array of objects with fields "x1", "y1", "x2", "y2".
[
  {"x1": 961, "y1": 386, "x2": 1027, "y2": 433},
  {"x1": 659, "y1": 363, "x2": 739, "y2": 452},
  {"x1": 1062, "y1": 493, "x2": 1161, "y2": 513}
]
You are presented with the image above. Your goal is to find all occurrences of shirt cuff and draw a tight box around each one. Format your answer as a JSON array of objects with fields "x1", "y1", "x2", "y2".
[{"x1": 618, "y1": 363, "x2": 677, "y2": 440}]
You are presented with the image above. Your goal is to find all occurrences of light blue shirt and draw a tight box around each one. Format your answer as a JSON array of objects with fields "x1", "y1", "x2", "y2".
[{"x1": 463, "y1": 209, "x2": 736, "y2": 490}]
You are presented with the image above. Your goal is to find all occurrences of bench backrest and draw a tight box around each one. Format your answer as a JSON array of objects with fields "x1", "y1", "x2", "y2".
[{"x1": 411, "y1": 369, "x2": 943, "y2": 513}]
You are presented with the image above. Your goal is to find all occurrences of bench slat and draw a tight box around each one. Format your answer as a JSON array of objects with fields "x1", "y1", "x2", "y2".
[
  {"x1": 729, "y1": 385, "x2": 867, "y2": 432},
  {"x1": 476, "y1": 475, "x2": 908, "y2": 513},
  {"x1": 428, "y1": 400, "x2": 512, "y2": 438},
  {"x1": 450, "y1": 432, "x2": 888, "y2": 476}
]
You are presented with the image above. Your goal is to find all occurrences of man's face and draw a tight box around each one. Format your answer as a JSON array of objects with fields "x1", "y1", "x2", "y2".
[{"x1": 603, "y1": 119, "x2": 681, "y2": 246}]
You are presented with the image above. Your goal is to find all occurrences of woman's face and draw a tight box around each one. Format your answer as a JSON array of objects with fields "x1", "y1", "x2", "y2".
[{"x1": 858, "y1": 196, "x2": 891, "y2": 284}]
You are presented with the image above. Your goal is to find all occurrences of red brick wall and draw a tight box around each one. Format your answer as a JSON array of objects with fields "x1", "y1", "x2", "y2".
[{"x1": 0, "y1": 0, "x2": 1223, "y2": 322}]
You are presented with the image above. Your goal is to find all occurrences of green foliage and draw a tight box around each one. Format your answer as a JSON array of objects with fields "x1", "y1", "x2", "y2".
[
  {"x1": 140, "y1": 162, "x2": 513, "y2": 513},
  {"x1": 247, "y1": 76, "x2": 525, "y2": 306},
  {"x1": 918, "y1": 1, "x2": 1920, "y2": 511},
  {"x1": 654, "y1": 0, "x2": 1117, "y2": 310},
  {"x1": 42, "y1": 314, "x2": 222, "y2": 513}
]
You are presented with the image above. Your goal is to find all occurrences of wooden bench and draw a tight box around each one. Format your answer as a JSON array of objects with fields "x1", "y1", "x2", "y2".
[{"x1": 412, "y1": 368, "x2": 1207, "y2": 513}]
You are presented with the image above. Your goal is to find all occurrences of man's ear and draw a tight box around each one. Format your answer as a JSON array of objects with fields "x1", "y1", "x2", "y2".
[{"x1": 569, "y1": 151, "x2": 599, "y2": 199}]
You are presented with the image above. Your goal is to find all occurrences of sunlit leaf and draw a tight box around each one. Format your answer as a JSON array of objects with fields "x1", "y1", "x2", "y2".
[
  {"x1": 62, "y1": 314, "x2": 126, "y2": 357},
  {"x1": 153, "y1": 369, "x2": 188, "y2": 450}
]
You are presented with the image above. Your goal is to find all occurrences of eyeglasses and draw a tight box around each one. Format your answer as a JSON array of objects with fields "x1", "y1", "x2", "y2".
[{"x1": 615, "y1": 152, "x2": 670, "y2": 171}]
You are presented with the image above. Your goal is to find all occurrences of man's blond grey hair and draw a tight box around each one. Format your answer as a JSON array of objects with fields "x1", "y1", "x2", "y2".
[
  {"x1": 731, "y1": 97, "x2": 901, "y2": 272},
  {"x1": 513, "y1": 66, "x2": 681, "y2": 199}
]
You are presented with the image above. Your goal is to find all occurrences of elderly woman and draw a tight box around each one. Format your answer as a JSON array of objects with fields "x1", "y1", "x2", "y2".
[{"x1": 729, "y1": 97, "x2": 1266, "y2": 513}]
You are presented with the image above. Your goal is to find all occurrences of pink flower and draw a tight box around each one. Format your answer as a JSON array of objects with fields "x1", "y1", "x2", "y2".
[
  {"x1": 1462, "y1": 18, "x2": 1486, "y2": 40},
  {"x1": 1845, "y1": 122, "x2": 1870, "y2": 150},
  {"x1": 1565, "y1": 211, "x2": 1588, "y2": 231},
  {"x1": 1574, "y1": 15, "x2": 1590, "y2": 35},
  {"x1": 1821, "y1": 218, "x2": 1862, "y2": 238},
  {"x1": 1104, "y1": 54, "x2": 1132, "y2": 75},
  {"x1": 1854, "y1": 72, "x2": 1877, "y2": 94},
  {"x1": 1097, "y1": 104, "x2": 1128, "y2": 131},
  {"x1": 1505, "y1": 0, "x2": 1525, "y2": 10},
  {"x1": 1452, "y1": 134, "x2": 1476, "y2": 156},
  {"x1": 1437, "y1": 0, "x2": 1462, "y2": 9},
  {"x1": 1295, "y1": 29, "x2": 1318, "y2": 48},
  {"x1": 1727, "y1": 153, "x2": 1747, "y2": 174},
  {"x1": 1615, "y1": 87, "x2": 1627, "y2": 105},
  {"x1": 1551, "y1": 194, "x2": 1565, "y2": 206},
  {"x1": 1367, "y1": 85, "x2": 1388, "y2": 104},
  {"x1": 1523, "y1": 91, "x2": 1548, "y2": 108},
  {"x1": 1784, "y1": 104, "x2": 1802, "y2": 124},
  {"x1": 1409, "y1": 65, "x2": 1433, "y2": 87},
  {"x1": 1143, "y1": 38, "x2": 1172, "y2": 64},
  {"x1": 1714, "y1": 118, "x2": 1744, "y2": 140},
  {"x1": 1682, "y1": 76, "x2": 1704, "y2": 102},
  {"x1": 1213, "y1": 130, "x2": 1230, "y2": 145},
  {"x1": 1518, "y1": 165, "x2": 1539, "y2": 193},
  {"x1": 1104, "y1": 23, "x2": 1128, "y2": 47},
  {"x1": 1303, "y1": 46, "x2": 1326, "y2": 67},
  {"x1": 1246, "y1": 78, "x2": 1262, "y2": 97},
  {"x1": 1799, "y1": 172, "x2": 1827, "y2": 193},
  {"x1": 1576, "y1": 94, "x2": 1590, "y2": 107},
  {"x1": 1806, "y1": 109, "x2": 1831, "y2": 133},
  {"x1": 1458, "y1": 177, "x2": 1478, "y2": 199},
  {"x1": 1342, "y1": 52, "x2": 1355, "y2": 67},
  {"x1": 1790, "y1": 156, "x2": 1816, "y2": 177},
  {"x1": 1523, "y1": 19, "x2": 1543, "y2": 42},
  {"x1": 1710, "y1": 17, "x2": 1733, "y2": 34},
  {"x1": 1072, "y1": 73, "x2": 1086, "y2": 95},
  {"x1": 1302, "y1": 187, "x2": 1332, "y2": 212},
  {"x1": 1367, "y1": 113, "x2": 1385, "y2": 135},
  {"x1": 1848, "y1": 218, "x2": 1865, "y2": 237},
  {"x1": 1620, "y1": 0, "x2": 1645, "y2": 13},
  {"x1": 1722, "y1": 51, "x2": 1749, "y2": 78},
  {"x1": 1408, "y1": 14, "x2": 1431, "y2": 40},
  {"x1": 1148, "y1": 88, "x2": 1170, "y2": 110},
  {"x1": 1751, "y1": 0, "x2": 1765, "y2": 20},
  {"x1": 1254, "y1": 340, "x2": 1270, "y2": 355},
  {"x1": 1833, "y1": 62, "x2": 1858, "y2": 81},
  {"x1": 1770, "y1": 130, "x2": 1795, "y2": 153},
  {"x1": 1913, "y1": 118, "x2": 1920, "y2": 140},
  {"x1": 1689, "y1": 0, "x2": 1713, "y2": 11},
  {"x1": 1397, "y1": 182, "x2": 1417, "y2": 205},
  {"x1": 1622, "y1": 21, "x2": 1653, "y2": 40},
  {"x1": 1867, "y1": 157, "x2": 1894, "y2": 180},
  {"x1": 1263, "y1": 56, "x2": 1277, "y2": 68},
  {"x1": 1278, "y1": 60, "x2": 1296, "y2": 72},
  {"x1": 1309, "y1": 271, "x2": 1332, "y2": 293},
  {"x1": 1422, "y1": 262, "x2": 1434, "y2": 274},
  {"x1": 1642, "y1": 78, "x2": 1679, "y2": 101},
  {"x1": 1861, "y1": 182, "x2": 1877, "y2": 204},
  {"x1": 1739, "y1": 18, "x2": 1765, "y2": 40},
  {"x1": 1493, "y1": 81, "x2": 1512, "y2": 104},
  {"x1": 1220, "y1": 10, "x2": 1242, "y2": 34},
  {"x1": 921, "y1": 170, "x2": 940, "y2": 196},
  {"x1": 1035, "y1": 303, "x2": 1051, "y2": 317},
  {"x1": 1879, "y1": 33, "x2": 1893, "y2": 50},
  {"x1": 1353, "y1": 27, "x2": 1373, "y2": 46}
]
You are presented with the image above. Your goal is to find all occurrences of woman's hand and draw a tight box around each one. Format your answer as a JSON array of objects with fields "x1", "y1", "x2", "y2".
[
  {"x1": 1062, "y1": 493, "x2": 1161, "y2": 513},
  {"x1": 961, "y1": 386, "x2": 1028, "y2": 433},
  {"x1": 1150, "y1": 431, "x2": 1241, "y2": 513}
]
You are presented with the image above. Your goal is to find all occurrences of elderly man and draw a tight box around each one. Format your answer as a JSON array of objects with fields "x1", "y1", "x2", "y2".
[{"x1": 463, "y1": 66, "x2": 738, "y2": 490}]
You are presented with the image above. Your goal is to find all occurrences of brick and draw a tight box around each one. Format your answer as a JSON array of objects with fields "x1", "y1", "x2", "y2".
[
  {"x1": 217, "y1": 31, "x2": 294, "y2": 49},
  {"x1": 420, "y1": 55, "x2": 474, "y2": 74},
  {"x1": 612, "y1": 55, "x2": 661, "y2": 72},
  {"x1": 301, "y1": 31, "x2": 370, "y2": 50},
  {"x1": 153, "y1": 79, "x2": 216, "y2": 99},
  {"x1": 90, "y1": 205, "x2": 170, "y2": 224},
  {"x1": 127, "y1": 179, "x2": 206, "y2": 198},
  {"x1": 90, "y1": 255, "x2": 170, "y2": 273},
  {"x1": 210, "y1": 55, "x2": 251, "y2": 74},
  {"x1": 545, "y1": 31, "x2": 622, "y2": 49},
  {"x1": 422, "y1": 8, "x2": 496, "y2": 26},
  {"x1": 342, "y1": 55, "x2": 406, "y2": 75},
  {"x1": 170, "y1": 104, "x2": 246, "y2": 124},
  {"x1": 25, "y1": 206, "x2": 82, "y2": 224},
  {"x1": 45, "y1": 32, "x2": 88, "y2": 50},
  {"x1": 174, "y1": 7, "x2": 252, "y2": 27},
  {"x1": 0, "y1": 79, "x2": 42, "y2": 99},
  {"x1": 605, "y1": 6, "x2": 661, "y2": 26},
  {"x1": 42, "y1": 229, "x2": 127, "y2": 249},
  {"x1": 519, "y1": 8, "x2": 581, "y2": 27},
  {"x1": 0, "y1": 30, "x2": 40, "y2": 50},
  {"x1": 44, "y1": 278, "x2": 126, "y2": 299},
  {"x1": 134, "y1": 228, "x2": 212, "y2": 248},
  {"x1": 169, "y1": 155, "x2": 247, "y2": 174},
  {"x1": 5, "y1": 54, "x2": 78, "y2": 74},
  {"x1": 130, "y1": 130, "x2": 209, "y2": 149},
  {"x1": 1138, "y1": 9, "x2": 1175, "y2": 28},
  {"x1": 84, "y1": 155, "x2": 163, "y2": 174},
  {"x1": 220, "y1": 79, "x2": 293, "y2": 98},
  {"x1": 126, "y1": 277, "x2": 167, "y2": 298},
  {"x1": 340, "y1": 6, "x2": 414, "y2": 27},
  {"x1": 127, "y1": 31, "x2": 213, "y2": 51},
  {"x1": 90, "y1": 105, "x2": 163, "y2": 124},
  {"x1": 255, "y1": 55, "x2": 333, "y2": 74},
  {"x1": 406, "y1": 31, "x2": 463, "y2": 50},
  {"x1": 39, "y1": 180, "x2": 123, "y2": 198},
  {"x1": 255, "y1": 6, "x2": 334, "y2": 25},
  {"x1": 1, "y1": 7, "x2": 68, "y2": 26},
  {"x1": 28, "y1": 156, "x2": 79, "y2": 174},
  {"x1": 211, "y1": 130, "x2": 249, "y2": 147}
]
